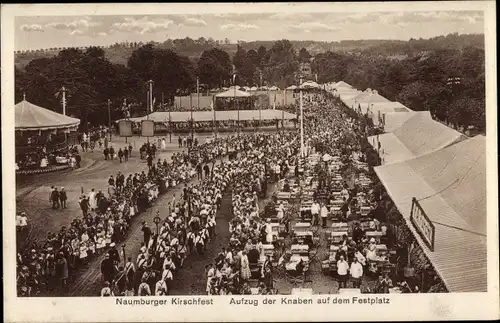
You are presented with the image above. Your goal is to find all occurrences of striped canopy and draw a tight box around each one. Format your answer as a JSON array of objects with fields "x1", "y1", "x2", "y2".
[{"x1": 15, "y1": 99, "x2": 80, "y2": 131}]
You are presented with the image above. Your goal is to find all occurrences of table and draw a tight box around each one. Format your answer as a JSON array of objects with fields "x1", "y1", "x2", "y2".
[
  {"x1": 262, "y1": 244, "x2": 274, "y2": 252},
  {"x1": 330, "y1": 231, "x2": 348, "y2": 243},
  {"x1": 360, "y1": 206, "x2": 371, "y2": 216},
  {"x1": 294, "y1": 222, "x2": 311, "y2": 229},
  {"x1": 277, "y1": 192, "x2": 291, "y2": 200},
  {"x1": 331, "y1": 199, "x2": 344, "y2": 206},
  {"x1": 332, "y1": 222, "x2": 349, "y2": 232},
  {"x1": 291, "y1": 288, "x2": 313, "y2": 295},
  {"x1": 338, "y1": 288, "x2": 361, "y2": 294},
  {"x1": 291, "y1": 244, "x2": 309, "y2": 253},
  {"x1": 366, "y1": 231, "x2": 383, "y2": 242},
  {"x1": 295, "y1": 231, "x2": 313, "y2": 238},
  {"x1": 55, "y1": 156, "x2": 68, "y2": 164},
  {"x1": 290, "y1": 254, "x2": 309, "y2": 263}
]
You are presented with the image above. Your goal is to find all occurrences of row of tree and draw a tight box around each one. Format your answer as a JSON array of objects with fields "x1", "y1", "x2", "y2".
[
  {"x1": 15, "y1": 34, "x2": 485, "y2": 131},
  {"x1": 313, "y1": 45, "x2": 485, "y2": 130}
]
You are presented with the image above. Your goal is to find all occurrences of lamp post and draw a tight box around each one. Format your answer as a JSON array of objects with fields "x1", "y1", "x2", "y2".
[
  {"x1": 299, "y1": 75, "x2": 304, "y2": 158},
  {"x1": 190, "y1": 90, "x2": 194, "y2": 142},
  {"x1": 107, "y1": 99, "x2": 112, "y2": 141},
  {"x1": 153, "y1": 211, "x2": 161, "y2": 235},
  {"x1": 121, "y1": 243, "x2": 126, "y2": 268}
]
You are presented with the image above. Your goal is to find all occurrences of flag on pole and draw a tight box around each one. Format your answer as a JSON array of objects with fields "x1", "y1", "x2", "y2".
[
  {"x1": 196, "y1": 77, "x2": 200, "y2": 93},
  {"x1": 273, "y1": 93, "x2": 276, "y2": 110},
  {"x1": 210, "y1": 100, "x2": 214, "y2": 111},
  {"x1": 152, "y1": 97, "x2": 155, "y2": 112},
  {"x1": 315, "y1": 73, "x2": 318, "y2": 82},
  {"x1": 232, "y1": 73, "x2": 236, "y2": 85}
]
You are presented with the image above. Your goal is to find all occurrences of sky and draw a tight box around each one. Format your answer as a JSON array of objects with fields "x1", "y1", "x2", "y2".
[{"x1": 15, "y1": 10, "x2": 485, "y2": 51}]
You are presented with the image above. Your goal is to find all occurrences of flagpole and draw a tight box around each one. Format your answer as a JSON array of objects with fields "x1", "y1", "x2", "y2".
[
  {"x1": 149, "y1": 80, "x2": 153, "y2": 113},
  {"x1": 197, "y1": 77, "x2": 200, "y2": 111},
  {"x1": 190, "y1": 91, "x2": 194, "y2": 142},
  {"x1": 234, "y1": 73, "x2": 239, "y2": 136},
  {"x1": 300, "y1": 76, "x2": 304, "y2": 158},
  {"x1": 213, "y1": 97, "x2": 217, "y2": 140},
  {"x1": 62, "y1": 86, "x2": 66, "y2": 116}
]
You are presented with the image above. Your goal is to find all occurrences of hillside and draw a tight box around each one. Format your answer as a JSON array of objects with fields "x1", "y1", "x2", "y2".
[{"x1": 15, "y1": 33, "x2": 484, "y2": 70}]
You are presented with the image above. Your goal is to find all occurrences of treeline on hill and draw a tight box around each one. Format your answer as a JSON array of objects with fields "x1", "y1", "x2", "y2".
[{"x1": 15, "y1": 33, "x2": 485, "y2": 131}]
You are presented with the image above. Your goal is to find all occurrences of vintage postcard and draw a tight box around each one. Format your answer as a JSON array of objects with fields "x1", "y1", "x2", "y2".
[{"x1": 2, "y1": 2, "x2": 498, "y2": 322}]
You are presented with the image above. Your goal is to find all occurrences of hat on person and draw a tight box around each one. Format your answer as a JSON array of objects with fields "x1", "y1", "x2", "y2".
[
  {"x1": 369, "y1": 238, "x2": 376, "y2": 244},
  {"x1": 140, "y1": 246, "x2": 147, "y2": 253},
  {"x1": 110, "y1": 242, "x2": 116, "y2": 247}
]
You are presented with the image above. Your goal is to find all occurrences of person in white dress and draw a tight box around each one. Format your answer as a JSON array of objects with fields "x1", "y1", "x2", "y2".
[
  {"x1": 265, "y1": 219, "x2": 273, "y2": 244},
  {"x1": 40, "y1": 157, "x2": 48, "y2": 168},
  {"x1": 161, "y1": 138, "x2": 167, "y2": 151},
  {"x1": 88, "y1": 188, "x2": 97, "y2": 211}
]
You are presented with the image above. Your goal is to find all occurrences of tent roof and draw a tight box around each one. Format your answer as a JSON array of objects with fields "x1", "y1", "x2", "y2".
[
  {"x1": 368, "y1": 113, "x2": 467, "y2": 164},
  {"x1": 356, "y1": 92, "x2": 389, "y2": 105},
  {"x1": 269, "y1": 86, "x2": 279, "y2": 90},
  {"x1": 15, "y1": 99, "x2": 80, "y2": 131},
  {"x1": 250, "y1": 86, "x2": 258, "y2": 91},
  {"x1": 286, "y1": 85, "x2": 298, "y2": 90},
  {"x1": 365, "y1": 101, "x2": 411, "y2": 126},
  {"x1": 374, "y1": 135, "x2": 486, "y2": 292},
  {"x1": 335, "y1": 81, "x2": 353, "y2": 89},
  {"x1": 123, "y1": 109, "x2": 296, "y2": 123},
  {"x1": 383, "y1": 111, "x2": 431, "y2": 133},
  {"x1": 215, "y1": 89, "x2": 251, "y2": 98},
  {"x1": 339, "y1": 91, "x2": 363, "y2": 107},
  {"x1": 300, "y1": 81, "x2": 320, "y2": 88}
]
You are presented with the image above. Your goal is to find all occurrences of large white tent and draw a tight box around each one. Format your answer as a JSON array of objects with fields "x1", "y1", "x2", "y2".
[
  {"x1": 15, "y1": 99, "x2": 80, "y2": 131},
  {"x1": 374, "y1": 135, "x2": 486, "y2": 292},
  {"x1": 368, "y1": 113, "x2": 467, "y2": 165}
]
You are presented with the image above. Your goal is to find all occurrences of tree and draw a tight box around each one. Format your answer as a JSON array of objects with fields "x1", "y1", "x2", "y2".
[
  {"x1": 197, "y1": 48, "x2": 232, "y2": 88},
  {"x1": 233, "y1": 45, "x2": 255, "y2": 85},
  {"x1": 298, "y1": 47, "x2": 311, "y2": 62}
]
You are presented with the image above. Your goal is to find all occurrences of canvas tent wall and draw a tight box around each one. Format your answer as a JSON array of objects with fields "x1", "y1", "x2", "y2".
[
  {"x1": 374, "y1": 135, "x2": 486, "y2": 292},
  {"x1": 368, "y1": 112, "x2": 467, "y2": 165}
]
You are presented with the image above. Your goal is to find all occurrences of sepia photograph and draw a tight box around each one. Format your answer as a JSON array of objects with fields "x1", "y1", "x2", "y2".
[{"x1": 2, "y1": 2, "x2": 498, "y2": 322}]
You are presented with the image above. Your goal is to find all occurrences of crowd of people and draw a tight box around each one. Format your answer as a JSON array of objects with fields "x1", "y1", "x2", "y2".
[{"x1": 18, "y1": 89, "x2": 425, "y2": 296}]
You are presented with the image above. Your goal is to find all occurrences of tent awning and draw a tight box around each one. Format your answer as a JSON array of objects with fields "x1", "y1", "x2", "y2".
[
  {"x1": 300, "y1": 81, "x2": 320, "y2": 89},
  {"x1": 215, "y1": 89, "x2": 251, "y2": 98},
  {"x1": 374, "y1": 135, "x2": 486, "y2": 292},
  {"x1": 120, "y1": 109, "x2": 297, "y2": 123},
  {"x1": 369, "y1": 113, "x2": 467, "y2": 165},
  {"x1": 15, "y1": 99, "x2": 80, "y2": 131}
]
